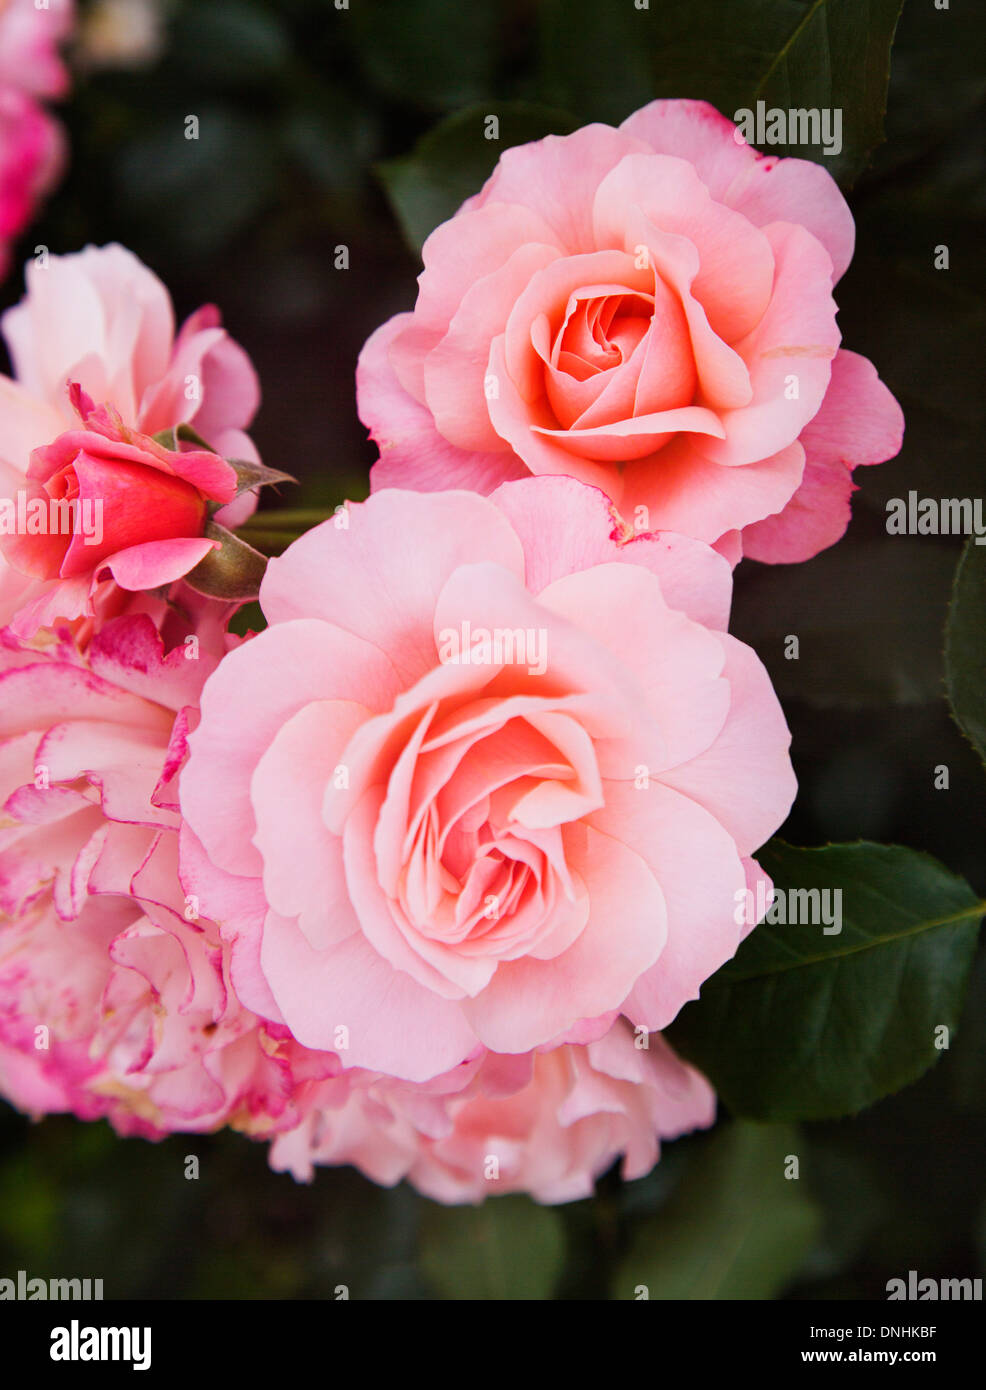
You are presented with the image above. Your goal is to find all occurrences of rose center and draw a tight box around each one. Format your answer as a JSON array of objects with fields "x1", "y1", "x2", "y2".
[{"x1": 554, "y1": 290, "x2": 653, "y2": 381}]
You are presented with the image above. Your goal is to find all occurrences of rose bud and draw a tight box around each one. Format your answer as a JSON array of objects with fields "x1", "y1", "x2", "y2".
[{"x1": 0, "y1": 384, "x2": 239, "y2": 627}]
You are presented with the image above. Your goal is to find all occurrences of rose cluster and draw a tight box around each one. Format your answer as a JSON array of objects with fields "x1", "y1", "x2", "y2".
[{"x1": 0, "y1": 103, "x2": 902, "y2": 1203}]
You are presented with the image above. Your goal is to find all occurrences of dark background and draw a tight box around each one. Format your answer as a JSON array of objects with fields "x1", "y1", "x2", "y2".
[{"x1": 0, "y1": 0, "x2": 984, "y2": 1299}]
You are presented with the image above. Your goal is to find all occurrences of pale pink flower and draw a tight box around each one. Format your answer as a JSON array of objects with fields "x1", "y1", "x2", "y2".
[
  {"x1": 0, "y1": 0, "x2": 74, "y2": 279},
  {"x1": 0, "y1": 244, "x2": 262, "y2": 636},
  {"x1": 0, "y1": 604, "x2": 312, "y2": 1137},
  {"x1": 0, "y1": 87, "x2": 64, "y2": 281},
  {"x1": 0, "y1": 599, "x2": 716, "y2": 1202},
  {"x1": 180, "y1": 478, "x2": 796, "y2": 1084},
  {"x1": 270, "y1": 1019, "x2": 715, "y2": 1204},
  {"x1": 0, "y1": 0, "x2": 74, "y2": 101},
  {"x1": 358, "y1": 99, "x2": 904, "y2": 565}
]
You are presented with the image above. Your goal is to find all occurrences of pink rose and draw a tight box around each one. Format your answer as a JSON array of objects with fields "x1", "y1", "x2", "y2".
[
  {"x1": 271, "y1": 1019, "x2": 715, "y2": 1204},
  {"x1": 0, "y1": 0, "x2": 74, "y2": 101},
  {"x1": 0, "y1": 87, "x2": 64, "y2": 281},
  {"x1": 358, "y1": 99, "x2": 904, "y2": 565},
  {"x1": 0, "y1": 244, "x2": 263, "y2": 636},
  {"x1": 0, "y1": 605, "x2": 323, "y2": 1137},
  {"x1": 0, "y1": 387, "x2": 238, "y2": 625},
  {"x1": 0, "y1": 600, "x2": 715, "y2": 1204},
  {"x1": 0, "y1": 0, "x2": 73, "y2": 281},
  {"x1": 180, "y1": 477, "x2": 796, "y2": 1084}
]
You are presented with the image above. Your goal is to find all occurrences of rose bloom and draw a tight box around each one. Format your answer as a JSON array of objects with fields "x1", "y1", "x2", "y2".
[
  {"x1": 1, "y1": 386, "x2": 238, "y2": 629},
  {"x1": 269, "y1": 1020, "x2": 715, "y2": 1204},
  {"x1": 0, "y1": 604, "x2": 312, "y2": 1137},
  {"x1": 0, "y1": 602, "x2": 715, "y2": 1202},
  {"x1": 0, "y1": 0, "x2": 74, "y2": 100},
  {"x1": 0, "y1": 244, "x2": 262, "y2": 637},
  {"x1": 0, "y1": 87, "x2": 64, "y2": 282},
  {"x1": 180, "y1": 477, "x2": 796, "y2": 1084},
  {"x1": 0, "y1": 0, "x2": 73, "y2": 281},
  {"x1": 358, "y1": 99, "x2": 904, "y2": 565}
]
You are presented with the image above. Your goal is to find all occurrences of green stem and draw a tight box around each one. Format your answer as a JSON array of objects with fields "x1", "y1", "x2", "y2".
[
  {"x1": 239, "y1": 508, "x2": 338, "y2": 529},
  {"x1": 231, "y1": 530, "x2": 298, "y2": 553}
]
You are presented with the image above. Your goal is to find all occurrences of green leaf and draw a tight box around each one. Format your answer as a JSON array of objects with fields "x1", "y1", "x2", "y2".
[
  {"x1": 419, "y1": 1195, "x2": 564, "y2": 1300},
  {"x1": 668, "y1": 842, "x2": 984, "y2": 1121},
  {"x1": 628, "y1": 0, "x2": 905, "y2": 184},
  {"x1": 153, "y1": 424, "x2": 220, "y2": 455},
  {"x1": 150, "y1": 427, "x2": 183, "y2": 451},
  {"x1": 149, "y1": 429, "x2": 295, "y2": 505},
  {"x1": 613, "y1": 1122, "x2": 820, "y2": 1300},
  {"x1": 945, "y1": 538, "x2": 986, "y2": 768},
  {"x1": 378, "y1": 102, "x2": 577, "y2": 253},
  {"x1": 226, "y1": 599, "x2": 266, "y2": 639},
  {"x1": 173, "y1": 423, "x2": 213, "y2": 451},
  {"x1": 183, "y1": 522, "x2": 268, "y2": 601},
  {"x1": 226, "y1": 458, "x2": 297, "y2": 497}
]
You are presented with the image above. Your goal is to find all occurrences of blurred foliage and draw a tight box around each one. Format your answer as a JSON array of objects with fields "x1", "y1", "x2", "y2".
[
  {"x1": 1, "y1": 0, "x2": 985, "y2": 1300},
  {"x1": 420, "y1": 1194, "x2": 566, "y2": 1300},
  {"x1": 613, "y1": 1122, "x2": 821, "y2": 1300}
]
